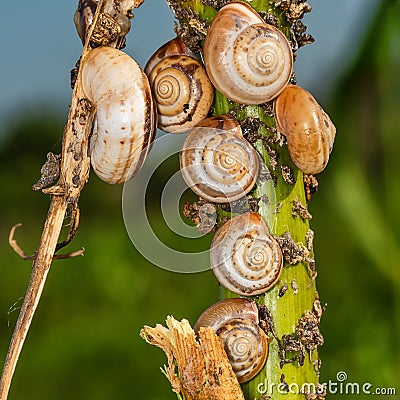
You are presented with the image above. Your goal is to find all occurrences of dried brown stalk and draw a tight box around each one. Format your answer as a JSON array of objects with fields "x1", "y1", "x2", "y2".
[
  {"x1": 140, "y1": 316, "x2": 245, "y2": 400},
  {"x1": 0, "y1": 1, "x2": 143, "y2": 399}
]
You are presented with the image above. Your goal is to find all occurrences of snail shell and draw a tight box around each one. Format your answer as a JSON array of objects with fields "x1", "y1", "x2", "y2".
[
  {"x1": 180, "y1": 115, "x2": 259, "y2": 203},
  {"x1": 74, "y1": 0, "x2": 131, "y2": 45},
  {"x1": 74, "y1": 0, "x2": 98, "y2": 44},
  {"x1": 81, "y1": 47, "x2": 156, "y2": 184},
  {"x1": 210, "y1": 212, "x2": 283, "y2": 296},
  {"x1": 145, "y1": 37, "x2": 214, "y2": 133},
  {"x1": 194, "y1": 298, "x2": 268, "y2": 383},
  {"x1": 144, "y1": 37, "x2": 194, "y2": 76},
  {"x1": 203, "y1": 2, "x2": 293, "y2": 105},
  {"x1": 194, "y1": 298, "x2": 259, "y2": 332},
  {"x1": 274, "y1": 84, "x2": 336, "y2": 174}
]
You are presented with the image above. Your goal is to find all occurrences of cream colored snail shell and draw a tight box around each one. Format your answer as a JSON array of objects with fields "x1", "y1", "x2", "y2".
[
  {"x1": 274, "y1": 84, "x2": 336, "y2": 174},
  {"x1": 204, "y1": 2, "x2": 293, "y2": 105},
  {"x1": 81, "y1": 47, "x2": 156, "y2": 184},
  {"x1": 210, "y1": 212, "x2": 283, "y2": 296},
  {"x1": 180, "y1": 115, "x2": 259, "y2": 203},
  {"x1": 145, "y1": 37, "x2": 214, "y2": 133},
  {"x1": 194, "y1": 298, "x2": 268, "y2": 383}
]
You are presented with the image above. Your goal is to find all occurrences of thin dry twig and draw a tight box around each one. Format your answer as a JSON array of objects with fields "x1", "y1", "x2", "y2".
[
  {"x1": 55, "y1": 202, "x2": 81, "y2": 252},
  {"x1": 9, "y1": 224, "x2": 85, "y2": 260},
  {"x1": 8, "y1": 224, "x2": 33, "y2": 260},
  {"x1": 0, "y1": 2, "x2": 143, "y2": 399}
]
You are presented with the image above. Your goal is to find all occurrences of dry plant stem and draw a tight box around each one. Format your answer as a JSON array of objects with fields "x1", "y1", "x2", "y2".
[
  {"x1": 141, "y1": 317, "x2": 245, "y2": 400},
  {"x1": 0, "y1": 1, "x2": 141, "y2": 398},
  {"x1": 0, "y1": 198, "x2": 69, "y2": 400}
]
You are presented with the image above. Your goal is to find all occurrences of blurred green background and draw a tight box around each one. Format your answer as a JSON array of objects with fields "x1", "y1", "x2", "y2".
[{"x1": 0, "y1": 1, "x2": 399, "y2": 399}]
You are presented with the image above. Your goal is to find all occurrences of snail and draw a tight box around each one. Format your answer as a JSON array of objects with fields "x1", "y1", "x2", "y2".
[
  {"x1": 81, "y1": 46, "x2": 156, "y2": 184},
  {"x1": 210, "y1": 212, "x2": 283, "y2": 296},
  {"x1": 194, "y1": 298, "x2": 268, "y2": 383},
  {"x1": 145, "y1": 37, "x2": 214, "y2": 133},
  {"x1": 74, "y1": 0, "x2": 98, "y2": 44},
  {"x1": 74, "y1": 0, "x2": 132, "y2": 45},
  {"x1": 203, "y1": 1, "x2": 293, "y2": 105},
  {"x1": 180, "y1": 115, "x2": 259, "y2": 203},
  {"x1": 273, "y1": 84, "x2": 336, "y2": 174}
]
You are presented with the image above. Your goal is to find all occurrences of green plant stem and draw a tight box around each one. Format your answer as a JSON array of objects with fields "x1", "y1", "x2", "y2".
[
  {"x1": 219, "y1": 99, "x2": 319, "y2": 400},
  {"x1": 166, "y1": 1, "x2": 322, "y2": 399}
]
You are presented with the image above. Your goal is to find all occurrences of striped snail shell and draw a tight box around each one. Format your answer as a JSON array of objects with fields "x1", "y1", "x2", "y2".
[
  {"x1": 180, "y1": 115, "x2": 259, "y2": 203},
  {"x1": 210, "y1": 212, "x2": 283, "y2": 296},
  {"x1": 145, "y1": 37, "x2": 214, "y2": 133},
  {"x1": 203, "y1": 1, "x2": 293, "y2": 105},
  {"x1": 144, "y1": 37, "x2": 195, "y2": 76},
  {"x1": 194, "y1": 298, "x2": 268, "y2": 383},
  {"x1": 274, "y1": 84, "x2": 336, "y2": 174},
  {"x1": 81, "y1": 47, "x2": 156, "y2": 184}
]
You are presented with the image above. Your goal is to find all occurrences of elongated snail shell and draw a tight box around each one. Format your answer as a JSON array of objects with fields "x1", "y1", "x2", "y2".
[
  {"x1": 194, "y1": 298, "x2": 268, "y2": 383},
  {"x1": 74, "y1": 0, "x2": 131, "y2": 45},
  {"x1": 210, "y1": 212, "x2": 283, "y2": 296},
  {"x1": 274, "y1": 84, "x2": 336, "y2": 174},
  {"x1": 74, "y1": 0, "x2": 98, "y2": 44},
  {"x1": 81, "y1": 47, "x2": 156, "y2": 184},
  {"x1": 180, "y1": 115, "x2": 259, "y2": 203},
  {"x1": 145, "y1": 37, "x2": 214, "y2": 133},
  {"x1": 203, "y1": 2, "x2": 293, "y2": 105}
]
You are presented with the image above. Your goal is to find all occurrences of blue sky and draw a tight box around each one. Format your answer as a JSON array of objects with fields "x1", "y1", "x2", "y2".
[{"x1": 0, "y1": 0, "x2": 380, "y2": 133}]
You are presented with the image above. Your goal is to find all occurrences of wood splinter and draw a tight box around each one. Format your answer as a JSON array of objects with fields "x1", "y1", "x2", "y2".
[{"x1": 140, "y1": 316, "x2": 245, "y2": 400}]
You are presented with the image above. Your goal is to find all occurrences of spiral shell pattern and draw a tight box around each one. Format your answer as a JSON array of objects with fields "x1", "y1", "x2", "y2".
[
  {"x1": 274, "y1": 84, "x2": 336, "y2": 174},
  {"x1": 180, "y1": 115, "x2": 259, "y2": 203},
  {"x1": 217, "y1": 318, "x2": 268, "y2": 383},
  {"x1": 81, "y1": 47, "x2": 156, "y2": 184},
  {"x1": 146, "y1": 38, "x2": 214, "y2": 133},
  {"x1": 194, "y1": 298, "x2": 268, "y2": 383},
  {"x1": 210, "y1": 212, "x2": 283, "y2": 295},
  {"x1": 204, "y1": 2, "x2": 293, "y2": 104}
]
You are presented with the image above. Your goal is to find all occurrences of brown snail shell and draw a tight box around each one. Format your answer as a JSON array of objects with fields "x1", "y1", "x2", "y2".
[
  {"x1": 194, "y1": 298, "x2": 268, "y2": 383},
  {"x1": 74, "y1": 0, "x2": 98, "y2": 44},
  {"x1": 179, "y1": 115, "x2": 259, "y2": 203},
  {"x1": 194, "y1": 298, "x2": 259, "y2": 332},
  {"x1": 74, "y1": 0, "x2": 131, "y2": 45},
  {"x1": 274, "y1": 84, "x2": 336, "y2": 174},
  {"x1": 81, "y1": 47, "x2": 156, "y2": 184},
  {"x1": 144, "y1": 37, "x2": 194, "y2": 76},
  {"x1": 145, "y1": 37, "x2": 214, "y2": 133},
  {"x1": 210, "y1": 212, "x2": 283, "y2": 296},
  {"x1": 203, "y1": 2, "x2": 293, "y2": 105}
]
